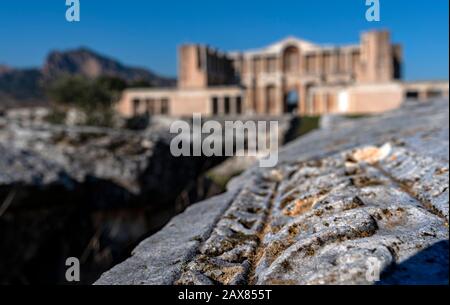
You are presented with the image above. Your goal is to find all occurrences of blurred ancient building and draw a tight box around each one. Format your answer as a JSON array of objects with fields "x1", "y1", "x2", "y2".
[{"x1": 116, "y1": 30, "x2": 449, "y2": 117}]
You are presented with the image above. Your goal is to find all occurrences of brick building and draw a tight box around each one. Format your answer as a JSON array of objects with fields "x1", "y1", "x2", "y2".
[{"x1": 116, "y1": 30, "x2": 449, "y2": 117}]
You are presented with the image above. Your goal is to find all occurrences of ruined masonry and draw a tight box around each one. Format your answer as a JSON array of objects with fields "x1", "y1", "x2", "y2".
[{"x1": 96, "y1": 99, "x2": 449, "y2": 285}]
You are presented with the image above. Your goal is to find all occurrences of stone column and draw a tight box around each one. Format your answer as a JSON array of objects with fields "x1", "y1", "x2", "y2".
[
  {"x1": 332, "y1": 50, "x2": 339, "y2": 74},
  {"x1": 218, "y1": 96, "x2": 225, "y2": 115},
  {"x1": 276, "y1": 85, "x2": 283, "y2": 115},
  {"x1": 344, "y1": 50, "x2": 351, "y2": 74},
  {"x1": 299, "y1": 85, "x2": 307, "y2": 115},
  {"x1": 245, "y1": 86, "x2": 254, "y2": 115},
  {"x1": 315, "y1": 53, "x2": 322, "y2": 76},
  {"x1": 230, "y1": 96, "x2": 237, "y2": 115},
  {"x1": 419, "y1": 90, "x2": 428, "y2": 101}
]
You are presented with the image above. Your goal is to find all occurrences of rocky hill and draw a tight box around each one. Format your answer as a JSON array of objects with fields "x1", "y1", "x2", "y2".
[
  {"x1": 42, "y1": 48, "x2": 174, "y2": 86},
  {"x1": 96, "y1": 98, "x2": 449, "y2": 285},
  {"x1": 0, "y1": 48, "x2": 175, "y2": 108}
]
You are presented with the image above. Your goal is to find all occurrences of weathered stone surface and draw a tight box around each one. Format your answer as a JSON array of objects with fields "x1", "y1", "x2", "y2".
[
  {"x1": 0, "y1": 110, "x2": 298, "y2": 283},
  {"x1": 95, "y1": 191, "x2": 238, "y2": 285},
  {"x1": 0, "y1": 122, "x2": 163, "y2": 193},
  {"x1": 96, "y1": 99, "x2": 449, "y2": 285},
  {"x1": 0, "y1": 120, "x2": 223, "y2": 284},
  {"x1": 0, "y1": 120, "x2": 225, "y2": 206},
  {"x1": 0, "y1": 144, "x2": 73, "y2": 187}
]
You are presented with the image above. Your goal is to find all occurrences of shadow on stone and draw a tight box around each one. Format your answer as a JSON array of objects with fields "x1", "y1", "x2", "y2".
[{"x1": 378, "y1": 240, "x2": 449, "y2": 285}]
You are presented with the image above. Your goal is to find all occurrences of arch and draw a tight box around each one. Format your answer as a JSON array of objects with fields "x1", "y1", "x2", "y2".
[
  {"x1": 284, "y1": 89, "x2": 299, "y2": 113},
  {"x1": 282, "y1": 45, "x2": 300, "y2": 73}
]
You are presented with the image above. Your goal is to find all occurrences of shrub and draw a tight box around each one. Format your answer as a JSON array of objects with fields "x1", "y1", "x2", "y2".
[{"x1": 46, "y1": 75, "x2": 127, "y2": 127}]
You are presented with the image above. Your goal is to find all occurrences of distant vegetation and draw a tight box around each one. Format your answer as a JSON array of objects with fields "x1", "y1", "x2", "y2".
[
  {"x1": 46, "y1": 75, "x2": 128, "y2": 126},
  {"x1": 47, "y1": 75, "x2": 126, "y2": 108},
  {"x1": 344, "y1": 114, "x2": 371, "y2": 120},
  {"x1": 296, "y1": 116, "x2": 320, "y2": 137},
  {"x1": 127, "y1": 79, "x2": 153, "y2": 88}
]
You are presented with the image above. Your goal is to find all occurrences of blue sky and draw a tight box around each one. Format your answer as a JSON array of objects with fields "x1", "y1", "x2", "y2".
[{"x1": 0, "y1": 0, "x2": 448, "y2": 80}]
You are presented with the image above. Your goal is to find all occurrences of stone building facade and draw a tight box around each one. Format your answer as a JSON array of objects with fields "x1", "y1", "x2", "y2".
[{"x1": 116, "y1": 30, "x2": 449, "y2": 117}]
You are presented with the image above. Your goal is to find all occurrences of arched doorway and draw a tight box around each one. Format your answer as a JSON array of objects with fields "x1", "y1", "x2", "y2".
[
  {"x1": 283, "y1": 46, "x2": 300, "y2": 73},
  {"x1": 284, "y1": 89, "x2": 299, "y2": 113}
]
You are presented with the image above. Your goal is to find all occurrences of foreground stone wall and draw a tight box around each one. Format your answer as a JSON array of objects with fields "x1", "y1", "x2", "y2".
[
  {"x1": 0, "y1": 111, "x2": 299, "y2": 283},
  {"x1": 0, "y1": 120, "x2": 224, "y2": 283},
  {"x1": 96, "y1": 99, "x2": 449, "y2": 285}
]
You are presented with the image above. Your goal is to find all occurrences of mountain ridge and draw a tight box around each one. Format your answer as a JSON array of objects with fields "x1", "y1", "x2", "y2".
[{"x1": 0, "y1": 47, "x2": 176, "y2": 108}]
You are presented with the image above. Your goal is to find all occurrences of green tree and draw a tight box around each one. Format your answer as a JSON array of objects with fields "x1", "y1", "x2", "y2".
[
  {"x1": 128, "y1": 79, "x2": 153, "y2": 88},
  {"x1": 47, "y1": 75, "x2": 127, "y2": 109},
  {"x1": 47, "y1": 75, "x2": 91, "y2": 107},
  {"x1": 46, "y1": 75, "x2": 127, "y2": 126}
]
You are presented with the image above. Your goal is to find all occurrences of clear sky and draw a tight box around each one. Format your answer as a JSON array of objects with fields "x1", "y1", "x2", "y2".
[{"x1": 0, "y1": 0, "x2": 448, "y2": 80}]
